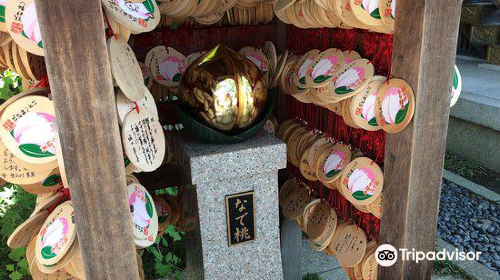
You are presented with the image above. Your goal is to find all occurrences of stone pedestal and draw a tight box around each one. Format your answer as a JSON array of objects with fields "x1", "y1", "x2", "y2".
[{"x1": 172, "y1": 131, "x2": 286, "y2": 280}]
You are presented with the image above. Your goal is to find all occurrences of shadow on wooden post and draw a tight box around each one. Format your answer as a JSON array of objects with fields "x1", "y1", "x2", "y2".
[
  {"x1": 380, "y1": 0, "x2": 463, "y2": 279},
  {"x1": 36, "y1": 1, "x2": 139, "y2": 279}
]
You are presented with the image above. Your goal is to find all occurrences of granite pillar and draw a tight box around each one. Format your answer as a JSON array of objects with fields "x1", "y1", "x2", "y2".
[{"x1": 172, "y1": 131, "x2": 286, "y2": 280}]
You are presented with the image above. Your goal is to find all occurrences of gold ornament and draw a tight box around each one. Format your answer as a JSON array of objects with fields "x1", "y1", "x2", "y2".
[{"x1": 179, "y1": 45, "x2": 267, "y2": 133}]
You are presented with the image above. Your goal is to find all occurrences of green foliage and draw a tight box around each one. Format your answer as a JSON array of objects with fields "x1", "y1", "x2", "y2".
[
  {"x1": 0, "y1": 70, "x2": 22, "y2": 102},
  {"x1": 142, "y1": 225, "x2": 186, "y2": 279},
  {"x1": 0, "y1": 184, "x2": 36, "y2": 280},
  {"x1": 302, "y1": 273, "x2": 323, "y2": 280}
]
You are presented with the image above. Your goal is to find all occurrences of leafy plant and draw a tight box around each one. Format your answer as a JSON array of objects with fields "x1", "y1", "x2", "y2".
[
  {"x1": 0, "y1": 70, "x2": 22, "y2": 102},
  {"x1": 1, "y1": 184, "x2": 36, "y2": 280}
]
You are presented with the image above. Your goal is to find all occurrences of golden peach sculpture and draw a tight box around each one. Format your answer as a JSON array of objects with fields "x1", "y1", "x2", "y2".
[{"x1": 179, "y1": 45, "x2": 267, "y2": 133}]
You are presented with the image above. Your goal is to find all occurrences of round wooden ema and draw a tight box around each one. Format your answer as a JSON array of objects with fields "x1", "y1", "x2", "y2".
[
  {"x1": 307, "y1": 88, "x2": 330, "y2": 106},
  {"x1": 292, "y1": 91, "x2": 312, "y2": 103},
  {"x1": 271, "y1": 50, "x2": 289, "y2": 88},
  {"x1": 126, "y1": 174, "x2": 140, "y2": 185},
  {"x1": 310, "y1": 142, "x2": 335, "y2": 179},
  {"x1": 65, "y1": 240, "x2": 85, "y2": 279},
  {"x1": 305, "y1": 48, "x2": 345, "y2": 88},
  {"x1": 150, "y1": 47, "x2": 188, "y2": 87},
  {"x1": 138, "y1": 62, "x2": 153, "y2": 89},
  {"x1": 338, "y1": 0, "x2": 366, "y2": 29},
  {"x1": 108, "y1": 36, "x2": 145, "y2": 102},
  {"x1": 35, "y1": 201, "x2": 76, "y2": 267},
  {"x1": 340, "y1": 157, "x2": 384, "y2": 206},
  {"x1": 302, "y1": 198, "x2": 321, "y2": 232},
  {"x1": 379, "y1": 0, "x2": 396, "y2": 32},
  {"x1": 285, "y1": 125, "x2": 305, "y2": 165},
  {"x1": 122, "y1": 109, "x2": 165, "y2": 172},
  {"x1": 350, "y1": 0, "x2": 384, "y2": 28},
  {"x1": 317, "y1": 143, "x2": 352, "y2": 184},
  {"x1": 330, "y1": 224, "x2": 368, "y2": 267},
  {"x1": 116, "y1": 86, "x2": 158, "y2": 125},
  {"x1": 0, "y1": 95, "x2": 58, "y2": 165},
  {"x1": 20, "y1": 168, "x2": 64, "y2": 195},
  {"x1": 5, "y1": 0, "x2": 44, "y2": 56},
  {"x1": 451, "y1": 64, "x2": 462, "y2": 107},
  {"x1": 282, "y1": 187, "x2": 312, "y2": 220},
  {"x1": 366, "y1": 191, "x2": 382, "y2": 219},
  {"x1": 26, "y1": 234, "x2": 37, "y2": 268},
  {"x1": 262, "y1": 41, "x2": 277, "y2": 76},
  {"x1": 0, "y1": 138, "x2": 55, "y2": 186},
  {"x1": 310, "y1": 207, "x2": 338, "y2": 247},
  {"x1": 31, "y1": 263, "x2": 78, "y2": 280},
  {"x1": 292, "y1": 49, "x2": 320, "y2": 92},
  {"x1": 7, "y1": 210, "x2": 49, "y2": 249},
  {"x1": 186, "y1": 51, "x2": 205, "y2": 65},
  {"x1": 194, "y1": 12, "x2": 225, "y2": 25},
  {"x1": 127, "y1": 183, "x2": 158, "y2": 248},
  {"x1": 294, "y1": 129, "x2": 316, "y2": 167},
  {"x1": 327, "y1": 59, "x2": 374, "y2": 101},
  {"x1": 279, "y1": 178, "x2": 298, "y2": 206},
  {"x1": 341, "y1": 98, "x2": 361, "y2": 129},
  {"x1": 305, "y1": 201, "x2": 333, "y2": 240},
  {"x1": 145, "y1": 45, "x2": 166, "y2": 69},
  {"x1": 281, "y1": 56, "x2": 299, "y2": 94},
  {"x1": 263, "y1": 118, "x2": 276, "y2": 135},
  {"x1": 32, "y1": 192, "x2": 58, "y2": 216},
  {"x1": 362, "y1": 248, "x2": 378, "y2": 280},
  {"x1": 239, "y1": 46, "x2": 270, "y2": 77},
  {"x1": 101, "y1": 0, "x2": 160, "y2": 33},
  {"x1": 299, "y1": 135, "x2": 321, "y2": 181},
  {"x1": 375, "y1": 78, "x2": 415, "y2": 133},
  {"x1": 37, "y1": 235, "x2": 79, "y2": 274},
  {"x1": 343, "y1": 50, "x2": 362, "y2": 64},
  {"x1": 350, "y1": 76, "x2": 387, "y2": 131},
  {"x1": 154, "y1": 195, "x2": 172, "y2": 229},
  {"x1": 354, "y1": 203, "x2": 371, "y2": 213},
  {"x1": 296, "y1": 215, "x2": 305, "y2": 232}
]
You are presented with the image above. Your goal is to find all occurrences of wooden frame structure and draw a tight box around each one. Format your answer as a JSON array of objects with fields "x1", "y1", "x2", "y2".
[{"x1": 34, "y1": 0, "x2": 463, "y2": 279}]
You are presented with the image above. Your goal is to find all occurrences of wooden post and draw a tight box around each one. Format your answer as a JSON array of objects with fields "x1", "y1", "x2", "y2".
[
  {"x1": 379, "y1": 0, "x2": 462, "y2": 279},
  {"x1": 36, "y1": 1, "x2": 139, "y2": 279}
]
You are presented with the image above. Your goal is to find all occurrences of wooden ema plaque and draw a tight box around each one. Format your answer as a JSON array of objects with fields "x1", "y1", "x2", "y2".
[
  {"x1": 375, "y1": 78, "x2": 415, "y2": 133},
  {"x1": 0, "y1": 95, "x2": 58, "y2": 165},
  {"x1": 7, "y1": 210, "x2": 48, "y2": 249},
  {"x1": 329, "y1": 224, "x2": 367, "y2": 267},
  {"x1": 35, "y1": 201, "x2": 76, "y2": 267},
  {"x1": 127, "y1": 183, "x2": 158, "y2": 248},
  {"x1": 108, "y1": 36, "x2": 145, "y2": 102},
  {"x1": 225, "y1": 191, "x2": 255, "y2": 246},
  {"x1": 283, "y1": 187, "x2": 312, "y2": 220},
  {"x1": 304, "y1": 48, "x2": 345, "y2": 88},
  {"x1": 5, "y1": 0, "x2": 44, "y2": 56},
  {"x1": 340, "y1": 157, "x2": 384, "y2": 206},
  {"x1": 122, "y1": 109, "x2": 165, "y2": 172}
]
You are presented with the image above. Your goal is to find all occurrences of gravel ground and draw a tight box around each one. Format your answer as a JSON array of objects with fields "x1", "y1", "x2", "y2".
[{"x1": 437, "y1": 179, "x2": 500, "y2": 273}]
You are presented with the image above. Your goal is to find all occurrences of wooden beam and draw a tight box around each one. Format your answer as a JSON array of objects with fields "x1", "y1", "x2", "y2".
[
  {"x1": 379, "y1": 0, "x2": 462, "y2": 279},
  {"x1": 36, "y1": 1, "x2": 139, "y2": 279}
]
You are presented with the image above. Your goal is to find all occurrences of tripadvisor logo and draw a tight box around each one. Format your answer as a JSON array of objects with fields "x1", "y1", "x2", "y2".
[{"x1": 375, "y1": 244, "x2": 482, "y2": 267}]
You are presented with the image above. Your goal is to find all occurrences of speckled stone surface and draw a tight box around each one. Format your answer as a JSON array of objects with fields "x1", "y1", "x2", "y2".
[
  {"x1": 173, "y1": 130, "x2": 286, "y2": 184},
  {"x1": 173, "y1": 131, "x2": 286, "y2": 280}
]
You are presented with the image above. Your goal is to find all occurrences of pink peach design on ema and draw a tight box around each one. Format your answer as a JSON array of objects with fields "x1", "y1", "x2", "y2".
[
  {"x1": 129, "y1": 189, "x2": 153, "y2": 234},
  {"x1": 20, "y1": 3, "x2": 42, "y2": 48},
  {"x1": 362, "y1": 92, "x2": 378, "y2": 126},
  {"x1": 334, "y1": 67, "x2": 366, "y2": 95},
  {"x1": 39, "y1": 218, "x2": 69, "y2": 260},
  {"x1": 323, "y1": 150, "x2": 347, "y2": 178},
  {"x1": 297, "y1": 58, "x2": 314, "y2": 84},
  {"x1": 362, "y1": 0, "x2": 381, "y2": 19},
  {"x1": 159, "y1": 56, "x2": 186, "y2": 83},
  {"x1": 347, "y1": 167, "x2": 377, "y2": 201},
  {"x1": 13, "y1": 112, "x2": 56, "y2": 157},
  {"x1": 381, "y1": 86, "x2": 409, "y2": 125},
  {"x1": 246, "y1": 54, "x2": 268, "y2": 74},
  {"x1": 115, "y1": 0, "x2": 153, "y2": 20},
  {"x1": 309, "y1": 56, "x2": 339, "y2": 83}
]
